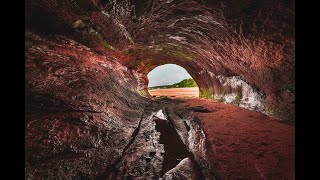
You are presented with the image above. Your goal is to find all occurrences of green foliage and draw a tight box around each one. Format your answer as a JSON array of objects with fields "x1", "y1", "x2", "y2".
[
  {"x1": 163, "y1": 48, "x2": 193, "y2": 60},
  {"x1": 160, "y1": 44, "x2": 193, "y2": 60},
  {"x1": 199, "y1": 88, "x2": 215, "y2": 99},
  {"x1": 138, "y1": 90, "x2": 150, "y2": 97},
  {"x1": 127, "y1": 44, "x2": 194, "y2": 61},
  {"x1": 72, "y1": 16, "x2": 115, "y2": 50},
  {"x1": 200, "y1": 90, "x2": 209, "y2": 98},
  {"x1": 174, "y1": 78, "x2": 197, "y2": 88},
  {"x1": 149, "y1": 78, "x2": 198, "y2": 90},
  {"x1": 234, "y1": 93, "x2": 242, "y2": 105},
  {"x1": 122, "y1": 49, "x2": 131, "y2": 54},
  {"x1": 72, "y1": 16, "x2": 91, "y2": 29},
  {"x1": 102, "y1": 41, "x2": 114, "y2": 49},
  {"x1": 95, "y1": 32, "x2": 115, "y2": 50},
  {"x1": 267, "y1": 105, "x2": 282, "y2": 117},
  {"x1": 73, "y1": 20, "x2": 85, "y2": 29}
]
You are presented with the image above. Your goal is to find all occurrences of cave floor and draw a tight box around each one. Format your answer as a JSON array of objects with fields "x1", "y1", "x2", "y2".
[
  {"x1": 25, "y1": 96, "x2": 295, "y2": 179},
  {"x1": 174, "y1": 97, "x2": 295, "y2": 179}
]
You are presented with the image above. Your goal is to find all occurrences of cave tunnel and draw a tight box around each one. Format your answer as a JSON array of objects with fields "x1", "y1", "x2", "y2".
[
  {"x1": 147, "y1": 64, "x2": 199, "y2": 98},
  {"x1": 25, "y1": 0, "x2": 295, "y2": 179}
]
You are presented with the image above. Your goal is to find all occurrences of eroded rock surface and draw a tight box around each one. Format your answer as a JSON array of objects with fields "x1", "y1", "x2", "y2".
[
  {"x1": 25, "y1": 32, "x2": 150, "y2": 179},
  {"x1": 25, "y1": 0, "x2": 295, "y2": 179},
  {"x1": 25, "y1": 36, "x2": 217, "y2": 178},
  {"x1": 163, "y1": 157, "x2": 203, "y2": 180},
  {"x1": 26, "y1": 0, "x2": 295, "y2": 121}
]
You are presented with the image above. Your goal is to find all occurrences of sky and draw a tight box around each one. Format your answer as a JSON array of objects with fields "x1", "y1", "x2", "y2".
[{"x1": 147, "y1": 64, "x2": 192, "y2": 87}]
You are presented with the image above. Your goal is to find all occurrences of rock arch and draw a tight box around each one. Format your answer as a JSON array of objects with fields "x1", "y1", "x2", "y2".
[{"x1": 26, "y1": 0, "x2": 294, "y2": 120}]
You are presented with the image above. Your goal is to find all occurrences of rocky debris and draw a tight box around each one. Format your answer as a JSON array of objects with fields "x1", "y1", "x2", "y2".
[
  {"x1": 162, "y1": 157, "x2": 204, "y2": 180},
  {"x1": 154, "y1": 109, "x2": 167, "y2": 120},
  {"x1": 169, "y1": 108, "x2": 219, "y2": 179},
  {"x1": 154, "y1": 113, "x2": 191, "y2": 176},
  {"x1": 99, "y1": 104, "x2": 165, "y2": 179},
  {"x1": 105, "y1": 98, "x2": 218, "y2": 179}
]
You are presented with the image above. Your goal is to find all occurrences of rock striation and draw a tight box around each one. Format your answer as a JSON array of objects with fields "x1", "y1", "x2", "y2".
[
  {"x1": 25, "y1": 0, "x2": 295, "y2": 179},
  {"x1": 26, "y1": 0, "x2": 295, "y2": 120}
]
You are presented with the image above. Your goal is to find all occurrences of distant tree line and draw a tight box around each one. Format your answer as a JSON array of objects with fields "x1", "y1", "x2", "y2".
[{"x1": 149, "y1": 78, "x2": 198, "y2": 89}]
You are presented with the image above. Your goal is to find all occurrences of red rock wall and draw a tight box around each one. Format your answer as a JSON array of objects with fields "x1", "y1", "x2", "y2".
[
  {"x1": 25, "y1": 32, "x2": 150, "y2": 179},
  {"x1": 25, "y1": 0, "x2": 294, "y2": 120},
  {"x1": 25, "y1": 0, "x2": 295, "y2": 178}
]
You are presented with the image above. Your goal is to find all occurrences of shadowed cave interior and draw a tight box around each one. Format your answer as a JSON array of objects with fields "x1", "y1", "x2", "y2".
[{"x1": 25, "y1": 0, "x2": 295, "y2": 179}]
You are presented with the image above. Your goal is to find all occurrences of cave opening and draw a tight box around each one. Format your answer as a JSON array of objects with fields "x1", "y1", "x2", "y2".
[{"x1": 147, "y1": 64, "x2": 199, "y2": 98}]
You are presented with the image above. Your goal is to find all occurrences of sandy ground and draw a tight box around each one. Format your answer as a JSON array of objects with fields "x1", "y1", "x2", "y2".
[
  {"x1": 177, "y1": 98, "x2": 295, "y2": 180},
  {"x1": 148, "y1": 87, "x2": 199, "y2": 97}
]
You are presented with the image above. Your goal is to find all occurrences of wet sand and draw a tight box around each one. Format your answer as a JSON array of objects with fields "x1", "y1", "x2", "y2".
[
  {"x1": 178, "y1": 98, "x2": 295, "y2": 179},
  {"x1": 149, "y1": 87, "x2": 199, "y2": 97}
]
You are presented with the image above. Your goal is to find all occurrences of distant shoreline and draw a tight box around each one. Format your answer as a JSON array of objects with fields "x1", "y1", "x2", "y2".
[
  {"x1": 149, "y1": 78, "x2": 197, "y2": 90},
  {"x1": 148, "y1": 86, "x2": 196, "y2": 89}
]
